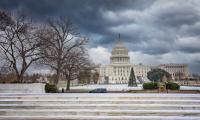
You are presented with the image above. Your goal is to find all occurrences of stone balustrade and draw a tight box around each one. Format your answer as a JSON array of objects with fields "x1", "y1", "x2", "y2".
[{"x1": 0, "y1": 83, "x2": 45, "y2": 93}]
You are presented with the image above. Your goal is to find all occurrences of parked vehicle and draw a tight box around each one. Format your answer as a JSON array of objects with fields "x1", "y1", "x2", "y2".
[{"x1": 89, "y1": 88, "x2": 107, "y2": 93}]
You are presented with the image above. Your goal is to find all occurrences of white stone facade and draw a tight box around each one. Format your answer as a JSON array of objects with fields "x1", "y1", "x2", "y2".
[
  {"x1": 158, "y1": 64, "x2": 189, "y2": 80},
  {"x1": 98, "y1": 37, "x2": 151, "y2": 84},
  {"x1": 134, "y1": 64, "x2": 151, "y2": 82}
]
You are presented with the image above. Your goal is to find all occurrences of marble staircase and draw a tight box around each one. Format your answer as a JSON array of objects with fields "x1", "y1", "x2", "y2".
[{"x1": 0, "y1": 93, "x2": 200, "y2": 120}]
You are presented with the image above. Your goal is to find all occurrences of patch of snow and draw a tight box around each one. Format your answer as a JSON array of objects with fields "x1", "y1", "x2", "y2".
[
  {"x1": 180, "y1": 86, "x2": 200, "y2": 90},
  {"x1": 70, "y1": 84, "x2": 200, "y2": 91},
  {"x1": 70, "y1": 84, "x2": 142, "y2": 91}
]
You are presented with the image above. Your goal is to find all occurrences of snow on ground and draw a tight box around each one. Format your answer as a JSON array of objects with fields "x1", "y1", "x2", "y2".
[
  {"x1": 180, "y1": 86, "x2": 200, "y2": 90},
  {"x1": 70, "y1": 84, "x2": 200, "y2": 91},
  {"x1": 70, "y1": 84, "x2": 142, "y2": 91}
]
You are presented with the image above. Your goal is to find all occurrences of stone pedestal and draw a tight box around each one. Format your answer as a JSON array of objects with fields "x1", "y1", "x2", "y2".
[{"x1": 158, "y1": 82, "x2": 167, "y2": 93}]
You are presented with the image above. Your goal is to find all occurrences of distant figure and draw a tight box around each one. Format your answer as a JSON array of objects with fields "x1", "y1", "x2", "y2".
[{"x1": 61, "y1": 88, "x2": 65, "y2": 93}]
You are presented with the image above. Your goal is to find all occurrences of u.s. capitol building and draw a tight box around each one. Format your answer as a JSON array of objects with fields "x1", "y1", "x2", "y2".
[
  {"x1": 98, "y1": 36, "x2": 151, "y2": 84},
  {"x1": 98, "y1": 35, "x2": 189, "y2": 84}
]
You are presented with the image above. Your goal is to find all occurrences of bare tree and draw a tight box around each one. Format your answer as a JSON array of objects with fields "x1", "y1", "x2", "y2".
[
  {"x1": 62, "y1": 47, "x2": 91, "y2": 90},
  {"x1": 93, "y1": 71, "x2": 100, "y2": 84},
  {"x1": 38, "y1": 17, "x2": 88, "y2": 85},
  {"x1": 78, "y1": 69, "x2": 92, "y2": 84},
  {"x1": 78, "y1": 64, "x2": 100, "y2": 85},
  {"x1": 0, "y1": 11, "x2": 42, "y2": 83}
]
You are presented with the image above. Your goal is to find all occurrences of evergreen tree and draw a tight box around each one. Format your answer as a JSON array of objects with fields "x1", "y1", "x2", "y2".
[{"x1": 128, "y1": 67, "x2": 137, "y2": 87}]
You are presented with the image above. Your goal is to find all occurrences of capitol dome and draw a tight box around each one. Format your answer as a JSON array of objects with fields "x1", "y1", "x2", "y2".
[{"x1": 110, "y1": 35, "x2": 130, "y2": 64}]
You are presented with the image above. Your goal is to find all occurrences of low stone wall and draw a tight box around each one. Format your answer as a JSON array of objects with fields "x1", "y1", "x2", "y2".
[
  {"x1": 177, "y1": 80, "x2": 200, "y2": 86},
  {"x1": 0, "y1": 83, "x2": 45, "y2": 93}
]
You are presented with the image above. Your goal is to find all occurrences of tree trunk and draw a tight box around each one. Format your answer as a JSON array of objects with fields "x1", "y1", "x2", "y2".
[
  {"x1": 54, "y1": 70, "x2": 60, "y2": 85},
  {"x1": 16, "y1": 75, "x2": 23, "y2": 83},
  {"x1": 66, "y1": 78, "x2": 70, "y2": 90}
]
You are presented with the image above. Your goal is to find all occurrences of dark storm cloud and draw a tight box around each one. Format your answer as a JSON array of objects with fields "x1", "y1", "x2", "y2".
[
  {"x1": 0, "y1": 0, "x2": 155, "y2": 44},
  {"x1": 0, "y1": 0, "x2": 200, "y2": 73},
  {"x1": 153, "y1": 6, "x2": 200, "y2": 28}
]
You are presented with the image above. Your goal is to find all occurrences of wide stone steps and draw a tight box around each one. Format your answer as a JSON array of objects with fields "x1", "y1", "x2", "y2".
[
  {"x1": 0, "y1": 93, "x2": 199, "y2": 100},
  {"x1": 1, "y1": 99, "x2": 200, "y2": 104},
  {"x1": 0, "y1": 96, "x2": 199, "y2": 100},
  {"x1": 1, "y1": 116, "x2": 200, "y2": 120},
  {"x1": 1, "y1": 109, "x2": 200, "y2": 116},
  {"x1": 1, "y1": 104, "x2": 200, "y2": 110},
  {"x1": 0, "y1": 93, "x2": 200, "y2": 120}
]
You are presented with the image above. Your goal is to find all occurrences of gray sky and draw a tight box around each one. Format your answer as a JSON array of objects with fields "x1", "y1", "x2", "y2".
[{"x1": 0, "y1": 0, "x2": 200, "y2": 74}]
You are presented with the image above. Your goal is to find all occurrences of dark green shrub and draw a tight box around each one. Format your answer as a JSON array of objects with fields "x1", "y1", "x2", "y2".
[
  {"x1": 143, "y1": 82, "x2": 158, "y2": 90},
  {"x1": 45, "y1": 83, "x2": 57, "y2": 93},
  {"x1": 166, "y1": 82, "x2": 180, "y2": 90},
  {"x1": 11, "y1": 80, "x2": 19, "y2": 83}
]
